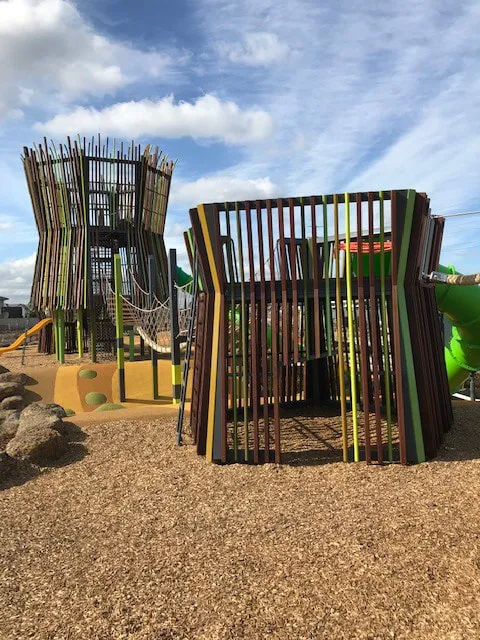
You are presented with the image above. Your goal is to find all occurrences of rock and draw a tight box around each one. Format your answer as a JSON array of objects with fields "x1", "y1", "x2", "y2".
[
  {"x1": 6, "y1": 426, "x2": 67, "y2": 464},
  {"x1": 0, "y1": 409, "x2": 19, "y2": 425},
  {"x1": 0, "y1": 395, "x2": 27, "y2": 411},
  {"x1": 0, "y1": 413, "x2": 20, "y2": 449},
  {"x1": 17, "y1": 403, "x2": 66, "y2": 436},
  {"x1": 0, "y1": 452, "x2": 14, "y2": 481},
  {"x1": 41, "y1": 403, "x2": 67, "y2": 419},
  {"x1": 0, "y1": 365, "x2": 9, "y2": 375},
  {"x1": 0, "y1": 382, "x2": 25, "y2": 401},
  {"x1": 0, "y1": 372, "x2": 29, "y2": 386}
]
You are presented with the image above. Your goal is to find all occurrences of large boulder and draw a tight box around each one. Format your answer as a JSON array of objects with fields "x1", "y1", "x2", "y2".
[
  {"x1": 41, "y1": 403, "x2": 67, "y2": 419},
  {"x1": 0, "y1": 409, "x2": 14, "y2": 425},
  {"x1": 17, "y1": 403, "x2": 66, "y2": 436},
  {"x1": 0, "y1": 372, "x2": 29, "y2": 386},
  {"x1": 0, "y1": 452, "x2": 14, "y2": 481},
  {"x1": 6, "y1": 425, "x2": 67, "y2": 464},
  {"x1": 0, "y1": 382, "x2": 25, "y2": 402},
  {"x1": 0, "y1": 412, "x2": 20, "y2": 449},
  {"x1": 0, "y1": 395, "x2": 26, "y2": 411}
]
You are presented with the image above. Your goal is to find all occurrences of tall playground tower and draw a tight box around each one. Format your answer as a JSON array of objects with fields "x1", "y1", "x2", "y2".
[{"x1": 23, "y1": 137, "x2": 174, "y2": 361}]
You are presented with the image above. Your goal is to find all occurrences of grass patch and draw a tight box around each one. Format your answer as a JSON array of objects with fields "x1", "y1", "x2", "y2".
[
  {"x1": 79, "y1": 369, "x2": 97, "y2": 379},
  {"x1": 85, "y1": 391, "x2": 107, "y2": 406},
  {"x1": 94, "y1": 403, "x2": 125, "y2": 412}
]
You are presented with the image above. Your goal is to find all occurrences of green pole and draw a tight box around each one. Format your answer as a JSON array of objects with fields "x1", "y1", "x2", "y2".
[
  {"x1": 57, "y1": 308, "x2": 65, "y2": 365},
  {"x1": 77, "y1": 308, "x2": 84, "y2": 358},
  {"x1": 114, "y1": 253, "x2": 126, "y2": 402}
]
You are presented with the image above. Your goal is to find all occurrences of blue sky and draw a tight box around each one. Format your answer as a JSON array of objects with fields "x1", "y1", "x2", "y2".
[{"x1": 0, "y1": 0, "x2": 479, "y2": 301}]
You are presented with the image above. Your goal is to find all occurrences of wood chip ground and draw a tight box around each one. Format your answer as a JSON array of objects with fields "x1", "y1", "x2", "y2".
[{"x1": 0, "y1": 403, "x2": 479, "y2": 639}]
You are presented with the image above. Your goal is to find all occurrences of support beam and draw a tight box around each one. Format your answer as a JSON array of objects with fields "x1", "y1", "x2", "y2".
[
  {"x1": 114, "y1": 254, "x2": 126, "y2": 402},
  {"x1": 168, "y1": 248, "x2": 181, "y2": 404},
  {"x1": 148, "y1": 255, "x2": 159, "y2": 399}
]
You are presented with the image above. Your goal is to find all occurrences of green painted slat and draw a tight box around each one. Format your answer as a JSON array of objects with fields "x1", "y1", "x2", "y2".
[
  {"x1": 397, "y1": 190, "x2": 425, "y2": 463},
  {"x1": 379, "y1": 192, "x2": 393, "y2": 461}
]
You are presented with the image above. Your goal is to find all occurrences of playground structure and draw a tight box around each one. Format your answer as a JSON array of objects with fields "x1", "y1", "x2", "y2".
[
  {"x1": 23, "y1": 137, "x2": 174, "y2": 362},
  {"x1": 0, "y1": 135, "x2": 477, "y2": 459},
  {"x1": 182, "y1": 189, "x2": 480, "y2": 465},
  {"x1": 13, "y1": 137, "x2": 196, "y2": 404}
]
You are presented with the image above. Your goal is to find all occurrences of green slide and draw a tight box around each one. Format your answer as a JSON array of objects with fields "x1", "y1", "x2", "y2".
[
  {"x1": 176, "y1": 266, "x2": 193, "y2": 288},
  {"x1": 435, "y1": 264, "x2": 480, "y2": 392}
]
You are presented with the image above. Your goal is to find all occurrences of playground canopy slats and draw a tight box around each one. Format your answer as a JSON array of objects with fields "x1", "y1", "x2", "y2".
[
  {"x1": 188, "y1": 190, "x2": 452, "y2": 465},
  {"x1": 23, "y1": 137, "x2": 174, "y2": 357}
]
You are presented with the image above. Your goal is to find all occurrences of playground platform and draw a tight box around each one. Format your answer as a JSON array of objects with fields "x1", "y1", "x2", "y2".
[{"x1": 1, "y1": 346, "x2": 191, "y2": 418}]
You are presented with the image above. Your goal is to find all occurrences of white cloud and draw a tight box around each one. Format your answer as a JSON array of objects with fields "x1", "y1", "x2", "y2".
[
  {"x1": 0, "y1": 253, "x2": 36, "y2": 302},
  {"x1": 35, "y1": 94, "x2": 273, "y2": 144},
  {"x1": 0, "y1": 214, "x2": 37, "y2": 243},
  {"x1": 197, "y1": 0, "x2": 480, "y2": 213},
  {"x1": 163, "y1": 221, "x2": 190, "y2": 270},
  {"x1": 220, "y1": 32, "x2": 289, "y2": 66},
  {"x1": 0, "y1": 0, "x2": 177, "y2": 120},
  {"x1": 170, "y1": 174, "x2": 279, "y2": 206}
]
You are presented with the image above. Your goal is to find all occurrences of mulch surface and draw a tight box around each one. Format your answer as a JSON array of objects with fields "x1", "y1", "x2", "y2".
[{"x1": 0, "y1": 404, "x2": 479, "y2": 639}]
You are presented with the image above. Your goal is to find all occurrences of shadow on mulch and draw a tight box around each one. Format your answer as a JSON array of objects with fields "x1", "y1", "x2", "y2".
[
  {"x1": 435, "y1": 403, "x2": 480, "y2": 462},
  {"x1": 0, "y1": 422, "x2": 88, "y2": 491},
  {"x1": 273, "y1": 403, "x2": 480, "y2": 466}
]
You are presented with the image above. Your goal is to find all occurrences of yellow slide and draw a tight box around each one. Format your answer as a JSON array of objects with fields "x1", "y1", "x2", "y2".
[{"x1": 0, "y1": 317, "x2": 53, "y2": 356}]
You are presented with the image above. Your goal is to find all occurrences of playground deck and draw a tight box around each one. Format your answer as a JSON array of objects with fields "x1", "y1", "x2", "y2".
[{"x1": 0, "y1": 404, "x2": 479, "y2": 639}]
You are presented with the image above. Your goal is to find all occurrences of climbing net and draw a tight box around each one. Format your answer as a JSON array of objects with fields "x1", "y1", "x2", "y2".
[{"x1": 101, "y1": 272, "x2": 194, "y2": 353}]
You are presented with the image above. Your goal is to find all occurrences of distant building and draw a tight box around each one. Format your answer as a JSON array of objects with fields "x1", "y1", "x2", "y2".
[
  {"x1": 0, "y1": 296, "x2": 8, "y2": 319},
  {"x1": 0, "y1": 299, "x2": 32, "y2": 319}
]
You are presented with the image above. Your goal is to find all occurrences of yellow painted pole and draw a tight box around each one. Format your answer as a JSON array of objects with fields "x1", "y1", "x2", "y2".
[{"x1": 334, "y1": 194, "x2": 348, "y2": 461}]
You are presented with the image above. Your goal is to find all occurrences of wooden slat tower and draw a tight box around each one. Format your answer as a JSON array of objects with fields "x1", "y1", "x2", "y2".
[
  {"x1": 23, "y1": 136, "x2": 174, "y2": 360},
  {"x1": 188, "y1": 190, "x2": 453, "y2": 465}
]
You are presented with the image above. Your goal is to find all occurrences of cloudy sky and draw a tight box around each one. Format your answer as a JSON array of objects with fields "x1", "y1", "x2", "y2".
[{"x1": 0, "y1": 0, "x2": 479, "y2": 302}]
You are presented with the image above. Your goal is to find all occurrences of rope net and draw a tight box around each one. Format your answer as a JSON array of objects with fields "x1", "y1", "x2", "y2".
[{"x1": 101, "y1": 273, "x2": 194, "y2": 353}]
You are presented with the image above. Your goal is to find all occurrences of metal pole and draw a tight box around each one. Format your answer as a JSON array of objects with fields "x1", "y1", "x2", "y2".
[
  {"x1": 21, "y1": 311, "x2": 29, "y2": 366},
  {"x1": 148, "y1": 255, "x2": 158, "y2": 399},
  {"x1": 168, "y1": 249, "x2": 181, "y2": 404},
  {"x1": 114, "y1": 254, "x2": 126, "y2": 402},
  {"x1": 470, "y1": 372, "x2": 476, "y2": 402}
]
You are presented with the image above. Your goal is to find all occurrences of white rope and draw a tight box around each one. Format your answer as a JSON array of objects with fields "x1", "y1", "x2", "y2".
[{"x1": 100, "y1": 270, "x2": 194, "y2": 349}]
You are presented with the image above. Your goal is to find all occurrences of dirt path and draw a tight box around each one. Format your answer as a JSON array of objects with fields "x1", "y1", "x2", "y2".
[{"x1": 0, "y1": 403, "x2": 479, "y2": 639}]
